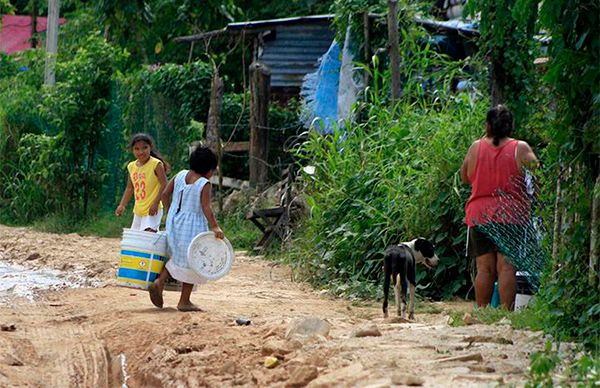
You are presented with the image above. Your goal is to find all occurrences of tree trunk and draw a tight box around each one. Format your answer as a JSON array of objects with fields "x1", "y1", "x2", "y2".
[
  {"x1": 490, "y1": 59, "x2": 506, "y2": 105},
  {"x1": 248, "y1": 61, "x2": 271, "y2": 189},
  {"x1": 44, "y1": 0, "x2": 60, "y2": 86},
  {"x1": 31, "y1": 0, "x2": 38, "y2": 48},
  {"x1": 590, "y1": 170, "x2": 599, "y2": 287},
  {"x1": 387, "y1": 0, "x2": 401, "y2": 104}
]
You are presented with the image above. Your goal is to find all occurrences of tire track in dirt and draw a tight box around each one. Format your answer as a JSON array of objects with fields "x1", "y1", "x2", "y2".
[{"x1": 0, "y1": 294, "x2": 112, "y2": 387}]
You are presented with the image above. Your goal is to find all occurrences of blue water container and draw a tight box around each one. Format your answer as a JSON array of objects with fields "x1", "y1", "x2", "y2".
[{"x1": 490, "y1": 281, "x2": 500, "y2": 308}]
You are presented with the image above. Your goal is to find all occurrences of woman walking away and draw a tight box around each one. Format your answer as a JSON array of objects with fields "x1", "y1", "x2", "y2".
[
  {"x1": 115, "y1": 133, "x2": 169, "y2": 232},
  {"x1": 149, "y1": 146, "x2": 224, "y2": 311},
  {"x1": 460, "y1": 105, "x2": 538, "y2": 310}
]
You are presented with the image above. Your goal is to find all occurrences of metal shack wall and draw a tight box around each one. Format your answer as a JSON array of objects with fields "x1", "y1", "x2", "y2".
[{"x1": 258, "y1": 22, "x2": 335, "y2": 90}]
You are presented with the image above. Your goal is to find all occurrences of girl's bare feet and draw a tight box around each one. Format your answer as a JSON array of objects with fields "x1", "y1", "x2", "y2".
[
  {"x1": 177, "y1": 303, "x2": 203, "y2": 312},
  {"x1": 148, "y1": 282, "x2": 164, "y2": 308}
]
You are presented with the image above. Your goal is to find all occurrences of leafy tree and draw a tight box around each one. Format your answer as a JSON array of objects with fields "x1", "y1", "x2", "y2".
[
  {"x1": 237, "y1": 0, "x2": 333, "y2": 21},
  {"x1": 39, "y1": 35, "x2": 128, "y2": 216},
  {"x1": 94, "y1": 0, "x2": 240, "y2": 64},
  {"x1": 468, "y1": 0, "x2": 599, "y2": 349},
  {"x1": 0, "y1": 0, "x2": 14, "y2": 13},
  {"x1": 531, "y1": 0, "x2": 599, "y2": 349},
  {"x1": 466, "y1": 0, "x2": 538, "y2": 127}
]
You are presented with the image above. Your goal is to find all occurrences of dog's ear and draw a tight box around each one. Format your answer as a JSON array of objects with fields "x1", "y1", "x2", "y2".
[{"x1": 415, "y1": 238, "x2": 435, "y2": 258}]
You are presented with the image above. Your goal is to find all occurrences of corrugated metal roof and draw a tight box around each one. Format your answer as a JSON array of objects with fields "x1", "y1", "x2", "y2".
[
  {"x1": 227, "y1": 14, "x2": 333, "y2": 31},
  {"x1": 174, "y1": 15, "x2": 336, "y2": 90},
  {"x1": 173, "y1": 14, "x2": 480, "y2": 90},
  {"x1": 259, "y1": 23, "x2": 334, "y2": 89}
]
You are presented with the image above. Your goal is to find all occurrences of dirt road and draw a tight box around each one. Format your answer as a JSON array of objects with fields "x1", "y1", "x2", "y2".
[{"x1": 0, "y1": 225, "x2": 544, "y2": 387}]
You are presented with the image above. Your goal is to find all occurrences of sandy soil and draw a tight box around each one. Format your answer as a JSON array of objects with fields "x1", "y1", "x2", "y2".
[{"x1": 0, "y1": 225, "x2": 546, "y2": 387}]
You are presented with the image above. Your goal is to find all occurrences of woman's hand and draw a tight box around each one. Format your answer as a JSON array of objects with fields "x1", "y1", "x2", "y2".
[
  {"x1": 212, "y1": 227, "x2": 224, "y2": 239},
  {"x1": 115, "y1": 205, "x2": 125, "y2": 216}
]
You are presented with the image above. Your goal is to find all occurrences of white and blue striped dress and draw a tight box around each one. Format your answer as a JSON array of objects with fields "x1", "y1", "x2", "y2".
[{"x1": 165, "y1": 170, "x2": 209, "y2": 285}]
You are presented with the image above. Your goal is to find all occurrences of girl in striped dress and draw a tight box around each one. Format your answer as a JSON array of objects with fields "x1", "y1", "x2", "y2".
[{"x1": 148, "y1": 146, "x2": 224, "y2": 311}]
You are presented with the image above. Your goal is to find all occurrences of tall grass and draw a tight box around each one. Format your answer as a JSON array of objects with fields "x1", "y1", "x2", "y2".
[
  {"x1": 282, "y1": 17, "x2": 491, "y2": 299},
  {"x1": 287, "y1": 96, "x2": 485, "y2": 299}
]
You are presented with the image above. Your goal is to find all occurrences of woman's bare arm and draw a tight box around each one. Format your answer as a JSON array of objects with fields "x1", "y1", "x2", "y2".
[
  {"x1": 517, "y1": 141, "x2": 539, "y2": 170},
  {"x1": 460, "y1": 141, "x2": 478, "y2": 184}
]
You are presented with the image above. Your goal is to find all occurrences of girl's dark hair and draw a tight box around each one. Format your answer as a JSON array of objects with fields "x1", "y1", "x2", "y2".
[
  {"x1": 486, "y1": 105, "x2": 514, "y2": 146},
  {"x1": 189, "y1": 146, "x2": 218, "y2": 175},
  {"x1": 129, "y1": 133, "x2": 170, "y2": 173}
]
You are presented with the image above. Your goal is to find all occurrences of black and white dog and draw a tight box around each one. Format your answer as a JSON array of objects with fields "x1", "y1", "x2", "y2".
[{"x1": 382, "y1": 238, "x2": 439, "y2": 320}]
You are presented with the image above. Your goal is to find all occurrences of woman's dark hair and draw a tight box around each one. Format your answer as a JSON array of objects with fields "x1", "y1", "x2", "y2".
[
  {"x1": 486, "y1": 105, "x2": 514, "y2": 146},
  {"x1": 189, "y1": 146, "x2": 218, "y2": 175},
  {"x1": 129, "y1": 133, "x2": 170, "y2": 173}
]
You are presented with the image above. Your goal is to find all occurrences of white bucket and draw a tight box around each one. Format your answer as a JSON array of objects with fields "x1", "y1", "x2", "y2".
[
  {"x1": 116, "y1": 229, "x2": 168, "y2": 289},
  {"x1": 515, "y1": 271, "x2": 534, "y2": 311},
  {"x1": 515, "y1": 293, "x2": 533, "y2": 310}
]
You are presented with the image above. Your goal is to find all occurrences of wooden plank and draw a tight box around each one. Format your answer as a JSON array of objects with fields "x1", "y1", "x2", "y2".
[{"x1": 223, "y1": 141, "x2": 250, "y2": 152}]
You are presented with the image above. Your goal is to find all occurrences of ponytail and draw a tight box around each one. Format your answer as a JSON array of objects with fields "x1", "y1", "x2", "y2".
[
  {"x1": 486, "y1": 105, "x2": 514, "y2": 146},
  {"x1": 150, "y1": 150, "x2": 171, "y2": 174}
]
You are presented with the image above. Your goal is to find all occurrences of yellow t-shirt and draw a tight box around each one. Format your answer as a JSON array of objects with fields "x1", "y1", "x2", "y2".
[{"x1": 127, "y1": 156, "x2": 163, "y2": 216}]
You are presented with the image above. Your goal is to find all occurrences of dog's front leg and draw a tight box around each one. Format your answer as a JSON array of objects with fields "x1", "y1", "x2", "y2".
[{"x1": 408, "y1": 283, "x2": 416, "y2": 320}]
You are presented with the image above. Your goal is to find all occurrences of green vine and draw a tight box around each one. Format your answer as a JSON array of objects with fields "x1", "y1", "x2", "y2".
[
  {"x1": 468, "y1": 0, "x2": 600, "y2": 350},
  {"x1": 332, "y1": 0, "x2": 388, "y2": 59},
  {"x1": 534, "y1": 0, "x2": 599, "y2": 350}
]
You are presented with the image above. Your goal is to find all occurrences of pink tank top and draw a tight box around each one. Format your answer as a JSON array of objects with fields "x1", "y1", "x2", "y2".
[{"x1": 465, "y1": 139, "x2": 529, "y2": 227}]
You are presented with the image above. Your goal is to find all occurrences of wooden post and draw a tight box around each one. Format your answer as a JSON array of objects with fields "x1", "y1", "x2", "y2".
[
  {"x1": 206, "y1": 71, "x2": 223, "y2": 152},
  {"x1": 206, "y1": 70, "x2": 224, "y2": 211},
  {"x1": 249, "y1": 61, "x2": 271, "y2": 189},
  {"x1": 44, "y1": 0, "x2": 60, "y2": 86},
  {"x1": 387, "y1": 0, "x2": 401, "y2": 103},
  {"x1": 490, "y1": 60, "x2": 506, "y2": 105}
]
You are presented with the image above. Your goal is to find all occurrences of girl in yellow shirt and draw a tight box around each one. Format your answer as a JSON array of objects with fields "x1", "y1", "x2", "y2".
[{"x1": 115, "y1": 133, "x2": 169, "y2": 232}]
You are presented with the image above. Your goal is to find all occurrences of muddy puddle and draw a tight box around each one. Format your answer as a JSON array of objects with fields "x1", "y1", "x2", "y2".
[{"x1": 0, "y1": 261, "x2": 97, "y2": 302}]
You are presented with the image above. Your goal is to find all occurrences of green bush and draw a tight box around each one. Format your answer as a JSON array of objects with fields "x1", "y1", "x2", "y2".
[
  {"x1": 0, "y1": 35, "x2": 128, "y2": 222},
  {"x1": 283, "y1": 11, "x2": 485, "y2": 299},
  {"x1": 287, "y1": 92, "x2": 485, "y2": 299},
  {"x1": 0, "y1": 50, "x2": 48, "y2": 174},
  {"x1": 527, "y1": 341, "x2": 600, "y2": 387},
  {"x1": 3, "y1": 133, "x2": 69, "y2": 221},
  {"x1": 0, "y1": 52, "x2": 17, "y2": 79}
]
